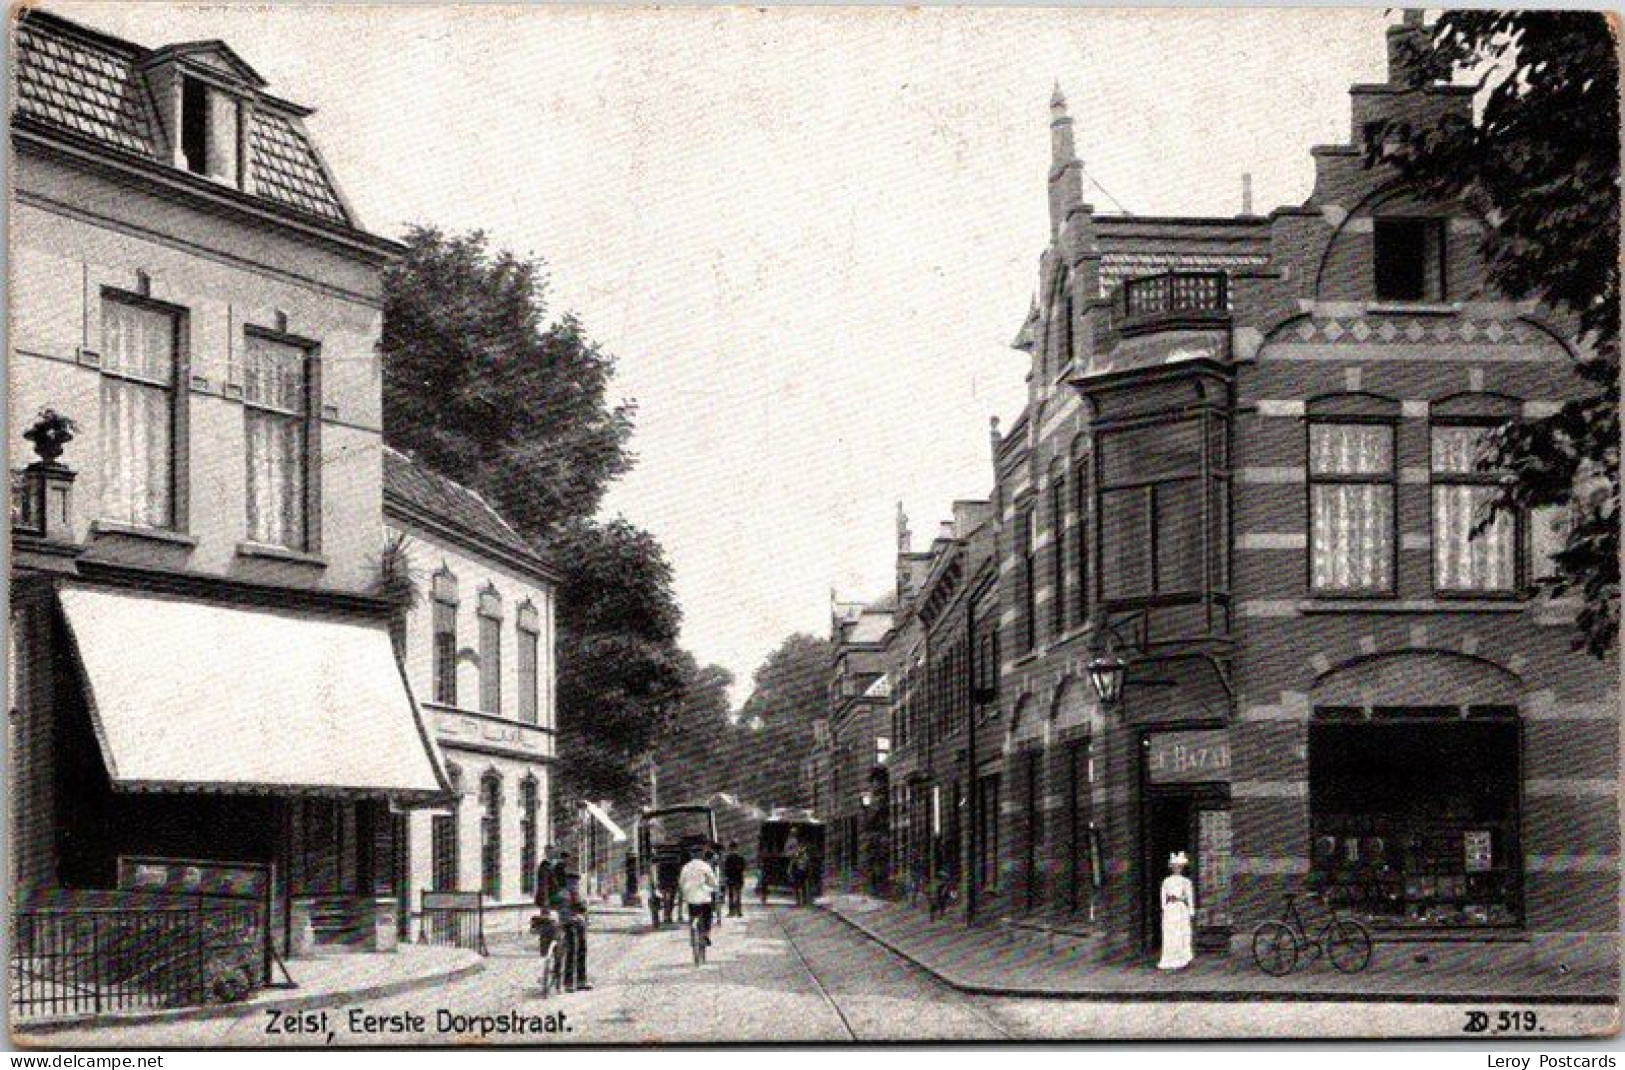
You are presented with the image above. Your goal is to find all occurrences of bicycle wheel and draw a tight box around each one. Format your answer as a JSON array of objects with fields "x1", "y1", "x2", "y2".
[
  {"x1": 1325, "y1": 918, "x2": 1373, "y2": 974},
  {"x1": 1251, "y1": 921, "x2": 1299, "y2": 976}
]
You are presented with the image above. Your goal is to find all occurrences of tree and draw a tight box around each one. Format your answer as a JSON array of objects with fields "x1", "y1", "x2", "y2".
[
  {"x1": 654, "y1": 656, "x2": 736, "y2": 805},
  {"x1": 1367, "y1": 12, "x2": 1619, "y2": 656},
  {"x1": 382, "y1": 225, "x2": 635, "y2": 536},
  {"x1": 550, "y1": 518, "x2": 687, "y2": 809},
  {"x1": 381, "y1": 227, "x2": 685, "y2": 810},
  {"x1": 732, "y1": 634, "x2": 833, "y2": 810}
]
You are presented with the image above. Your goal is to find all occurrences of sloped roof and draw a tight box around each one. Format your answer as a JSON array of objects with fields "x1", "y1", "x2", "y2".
[
  {"x1": 382, "y1": 447, "x2": 559, "y2": 584},
  {"x1": 13, "y1": 11, "x2": 351, "y2": 226}
]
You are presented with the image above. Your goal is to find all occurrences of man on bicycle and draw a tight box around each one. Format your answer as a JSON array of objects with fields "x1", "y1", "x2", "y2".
[{"x1": 678, "y1": 849, "x2": 720, "y2": 950}]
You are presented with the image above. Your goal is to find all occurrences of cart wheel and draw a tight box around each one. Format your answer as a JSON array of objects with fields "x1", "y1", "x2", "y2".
[
  {"x1": 1251, "y1": 921, "x2": 1299, "y2": 976},
  {"x1": 1325, "y1": 919, "x2": 1373, "y2": 974}
]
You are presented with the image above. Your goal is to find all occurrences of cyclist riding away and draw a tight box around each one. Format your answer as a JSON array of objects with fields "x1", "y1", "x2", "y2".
[{"x1": 678, "y1": 849, "x2": 720, "y2": 954}]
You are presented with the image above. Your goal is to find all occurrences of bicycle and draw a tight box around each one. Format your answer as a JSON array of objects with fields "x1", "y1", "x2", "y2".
[{"x1": 1251, "y1": 891, "x2": 1373, "y2": 976}]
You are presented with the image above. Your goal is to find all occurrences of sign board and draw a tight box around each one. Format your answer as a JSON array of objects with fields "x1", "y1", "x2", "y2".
[
  {"x1": 421, "y1": 890, "x2": 483, "y2": 912},
  {"x1": 117, "y1": 856, "x2": 271, "y2": 900},
  {"x1": 1146, "y1": 729, "x2": 1231, "y2": 785}
]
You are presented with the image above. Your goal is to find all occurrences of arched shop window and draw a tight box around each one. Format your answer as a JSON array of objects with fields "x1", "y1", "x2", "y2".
[{"x1": 1308, "y1": 652, "x2": 1522, "y2": 931}]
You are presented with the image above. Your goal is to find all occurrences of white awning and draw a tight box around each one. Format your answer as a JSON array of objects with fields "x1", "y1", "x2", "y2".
[
  {"x1": 583, "y1": 800, "x2": 628, "y2": 842},
  {"x1": 59, "y1": 586, "x2": 448, "y2": 801}
]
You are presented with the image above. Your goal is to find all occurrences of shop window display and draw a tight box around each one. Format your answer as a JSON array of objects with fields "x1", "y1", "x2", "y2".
[{"x1": 1309, "y1": 707, "x2": 1520, "y2": 930}]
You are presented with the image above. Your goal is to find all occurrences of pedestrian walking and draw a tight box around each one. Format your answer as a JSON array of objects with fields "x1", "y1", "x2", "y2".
[
  {"x1": 706, "y1": 847, "x2": 725, "y2": 931},
  {"x1": 722, "y1": 841, "x2": 747, "y2": 917},
  {"x1": 558, "y1": 867, "x2": 593, "y2": 991},
  {"x1": 1157, "y1": 851, "x2": 1195, "y2": 971}
]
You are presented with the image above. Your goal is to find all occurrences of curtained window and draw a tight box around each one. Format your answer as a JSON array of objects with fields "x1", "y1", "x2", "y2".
[
  {"x1": 100, "y1": 297, "x2": 179, "y2": 528},
  {"x1": 1309, "y1": 423, "x2": 1395, "y2": 594},
  {"x1": 1432, "y1": 425, "x2": 1517, "y2": 594},
  {"x1": 242, "y1": 334, "x2": 309, "y2": 549}
]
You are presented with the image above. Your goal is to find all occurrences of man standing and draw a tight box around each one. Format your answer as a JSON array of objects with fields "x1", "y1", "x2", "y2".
[
  {"x1": 722, "y1": 841, "x2": 747, "y2": 918},
  {"x1": 534, "y1": 845, "x2": 560, "y2": 912}
]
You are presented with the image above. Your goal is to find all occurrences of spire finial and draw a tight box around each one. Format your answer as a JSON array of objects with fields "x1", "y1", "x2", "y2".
[{"x1": 1051, "y1": 81, "x2": 1067, "y2": 113}]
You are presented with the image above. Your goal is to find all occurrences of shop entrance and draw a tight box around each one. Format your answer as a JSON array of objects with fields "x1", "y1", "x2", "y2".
[{"x1": 1141, "y1": 728, "x2": 1233, "y2": 953}]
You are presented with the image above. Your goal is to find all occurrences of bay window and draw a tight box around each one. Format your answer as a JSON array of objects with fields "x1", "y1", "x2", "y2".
[
  {"x1": 243, "y1": 332, "x2": 311, "y2": 550},
  {"x1": 100, "y1": 295, "x2": 181, "y2": 529},
  {"x1": 1309, "y1": 422, "x2": 1396, "y2": 595},
  {"x1": 1432, "y1": 424, "x2": 1517, "y2": 594},
  {"x1": 1098, "y1": 420, "x2": 1205, "y2": 600}
]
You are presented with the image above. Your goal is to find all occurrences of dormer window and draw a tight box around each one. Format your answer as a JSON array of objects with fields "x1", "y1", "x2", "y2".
[
  {"x1": 1373, "y1": 217, "x2": 1445, "y2": 302},
  {"x1": 180, "y1": 76, "x2": 240, "y2": 184}
]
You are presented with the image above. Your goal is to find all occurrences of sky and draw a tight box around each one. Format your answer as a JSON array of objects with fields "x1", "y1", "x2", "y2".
[{"x1": 58, "y1": 2, "x2": 1395, "y2": 703}]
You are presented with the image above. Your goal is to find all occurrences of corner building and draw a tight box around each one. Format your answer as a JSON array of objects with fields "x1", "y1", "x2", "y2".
[{"x1": 995, "y1": 15, "x2": 1614, "y2": 968}]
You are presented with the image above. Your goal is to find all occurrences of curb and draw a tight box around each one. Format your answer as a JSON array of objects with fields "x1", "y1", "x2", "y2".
[
  {"x1": 820, "y1": 906, "x2": 1618, "y2": 1006},
  {"x1": 15, "y1": 956, "x2": 488, "y2": 1035}
]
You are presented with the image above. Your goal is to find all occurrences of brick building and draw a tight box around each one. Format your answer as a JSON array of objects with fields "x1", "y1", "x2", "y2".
[
  {"x1": 987, "y1": 12, "x2": 1613, "y2": 968},
  {"x1": 824, "y1": 594, "x2": 894, "y2": 892},
  {"x1": 9, "y1": 10, "x2": 446, "y2": 956}
]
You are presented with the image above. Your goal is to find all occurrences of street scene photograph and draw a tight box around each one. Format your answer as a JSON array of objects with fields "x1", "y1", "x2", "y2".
[{"x1": 4, "y1": 1, "x2": 1620, "y2": 1050}]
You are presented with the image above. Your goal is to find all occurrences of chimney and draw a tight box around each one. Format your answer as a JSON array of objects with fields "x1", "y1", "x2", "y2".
[
  {"x1": 1386, "y1": 10, "x2": 1428, "y2": 86},
  {"x1": 1048, "y1": 83, "x2": 1084, "y2": 237},
  {"x1": 1241, "y1": 172, "x2": 1254, "y2": 216},
  {"x1": 896, "y1": 501, "x2": 911, "y2": 553}
]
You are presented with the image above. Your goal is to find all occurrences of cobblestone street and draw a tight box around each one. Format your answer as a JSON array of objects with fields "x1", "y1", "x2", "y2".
[{"x1": 23, "y1": 906, "x2": 1616, "y2": 1047}]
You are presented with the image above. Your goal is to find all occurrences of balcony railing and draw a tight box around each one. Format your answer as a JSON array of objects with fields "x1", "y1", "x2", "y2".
[{"x1": 1116, "y1": 271, "x2": 1230, "y2": 328}]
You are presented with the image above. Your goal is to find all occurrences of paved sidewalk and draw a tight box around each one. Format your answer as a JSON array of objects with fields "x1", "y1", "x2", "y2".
[
  {"x1": 822, "y1": 894, "x2": 1619, "y2": 1003},
  {"x1": 16, "y1": 944, "x2": 484, "y2": 1035}
]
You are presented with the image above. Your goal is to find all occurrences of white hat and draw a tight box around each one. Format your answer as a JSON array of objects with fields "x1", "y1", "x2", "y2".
[{"x1": 1169, "y1": 851, "x2": 1190, "y2": 867}]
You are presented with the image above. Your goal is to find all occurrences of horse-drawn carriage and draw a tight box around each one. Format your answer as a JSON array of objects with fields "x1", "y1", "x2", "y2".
[
  {"x1": 634, "y1": 804, "x2": 718, "y2": 926},
  {"x1": 756, "y1": 809, "x2": 825, "y2": 905}
]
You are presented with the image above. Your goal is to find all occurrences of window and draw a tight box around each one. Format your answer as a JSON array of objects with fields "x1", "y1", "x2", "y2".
[
  {"x1": 100, "y1": 295, "x2": 180, "y2": 528},
  {"x1": 875, "y1": 736, "x2": 891, "y2": 766},
  {"x1": 1019, "y1": 507, "x2": 1038, "y2": 650},
  {"x1": 478, "y1": 587, "x2": 502, "y2": 715},
  {"x1": 519, "y1": 777, "x2": 539, "y2": 896},
  {"x1": 180, "y1": 76, "x2": 241, "y2": 183},
  {"x1": 1309, "y1": 423, "x2": 1396, "y2": 594},
  {"x1": 1073, "y1": 451, "x2": 1090, "y2": 623},
  {"x1": 431, "y1": 570, "x2": 458, "y2": 706},
  {"x1": 1432, "y1": 425, "x2": 1517, "y2": 594},
  {"x1": 517, "y1": 603, "x2": 540, "y2": 725},
  {"x1": 431, "y1": 767, "x2": 461, "y2": 891},
  {"x1": 1051, "y1": 475, "x2": 1068, "y2": 633},
  {"x1": 1098, "y1": 420, "x2": 1209, "y2": 601},
  {"x1": 480, "y1": 772, "x2": 502, "y2": 898},
  {"x1": 1374, "y1": 217, "x2": 1445, "y2": 302},
  {"x1": 243, "y1": 333, "x2": 311, "y2": 549}
]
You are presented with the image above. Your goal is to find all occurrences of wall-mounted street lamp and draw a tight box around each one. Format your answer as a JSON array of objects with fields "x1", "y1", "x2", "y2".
[{"x1": 1086, "y1": 646, "x2": 1128, "y2": 708}]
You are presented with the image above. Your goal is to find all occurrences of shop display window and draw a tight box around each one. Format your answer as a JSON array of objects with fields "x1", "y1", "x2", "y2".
[{"x1": 1308, "y1": 707, "x2": 1521, "y2": 930}]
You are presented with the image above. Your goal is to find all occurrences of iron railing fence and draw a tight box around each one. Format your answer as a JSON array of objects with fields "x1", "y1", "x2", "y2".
[{"x1": 11, "y1": 902, "x2": 263, "y2": 1022}]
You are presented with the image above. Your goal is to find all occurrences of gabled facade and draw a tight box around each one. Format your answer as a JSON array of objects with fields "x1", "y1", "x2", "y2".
[
  {"x1": 823, "y1": 592, "x2": 894, "y2": 893},
  {"x1": 990, "y1": 12, "x2": 1611, "y2": 968}
]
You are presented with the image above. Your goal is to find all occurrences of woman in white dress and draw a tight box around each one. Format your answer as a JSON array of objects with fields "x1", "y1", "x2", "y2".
[{"x1": 1157, "y1": 851, "x2": 1195, "y2": 970}]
